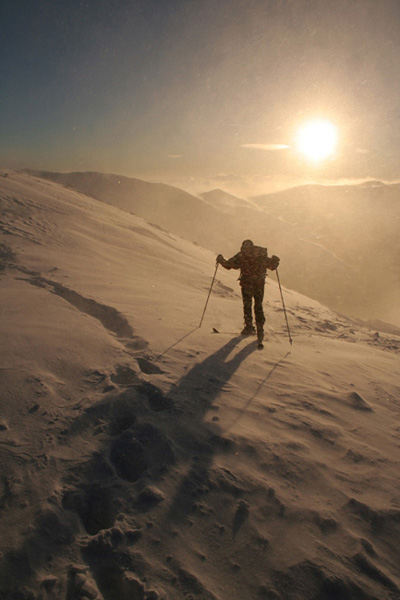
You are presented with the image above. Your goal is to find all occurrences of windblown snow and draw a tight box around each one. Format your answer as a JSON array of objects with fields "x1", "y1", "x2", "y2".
[{"x1": 1, "y1": 169, "x2": 399, "y2": 600}]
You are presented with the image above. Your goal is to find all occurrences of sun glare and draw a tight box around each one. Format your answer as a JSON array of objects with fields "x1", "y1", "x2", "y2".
[{"x1": 296, "y1": 119, "x2": 338, "y2": 162}]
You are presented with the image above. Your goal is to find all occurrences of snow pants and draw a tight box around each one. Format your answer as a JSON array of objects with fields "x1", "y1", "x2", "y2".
[{"x1": 241, "y1": 283, "x2": 265, "y2": 331}]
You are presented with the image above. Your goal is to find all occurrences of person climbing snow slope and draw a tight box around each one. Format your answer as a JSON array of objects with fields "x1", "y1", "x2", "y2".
[{"x1": 216, "y1": 239, "x2": 280, "y2": 347}]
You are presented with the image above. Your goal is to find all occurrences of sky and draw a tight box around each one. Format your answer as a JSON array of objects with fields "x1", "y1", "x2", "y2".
[{"x1": 2, "y1": 0, "x2": 400, "y2": 197}]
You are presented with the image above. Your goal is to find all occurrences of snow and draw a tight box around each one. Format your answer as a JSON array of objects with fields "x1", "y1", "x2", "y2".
[{"x1": 1, "y1": 169, "x2": 400, "y2": 599}]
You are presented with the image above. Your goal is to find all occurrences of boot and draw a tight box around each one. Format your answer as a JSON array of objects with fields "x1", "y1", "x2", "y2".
[
  {"x1": 241, "y1": 324, "x2": 256, "y2": 335},
  {"x1": 256, "y1": 324, "x2": 264, "y2": 347}
]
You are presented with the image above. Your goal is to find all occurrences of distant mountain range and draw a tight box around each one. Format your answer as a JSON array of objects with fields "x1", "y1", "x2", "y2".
[
  {"x1": 252, "y1": 182, "x2": 400, "y2": 326},
  {"x1": 28, "y1": 170, "x2": 400, "y2": 326}
]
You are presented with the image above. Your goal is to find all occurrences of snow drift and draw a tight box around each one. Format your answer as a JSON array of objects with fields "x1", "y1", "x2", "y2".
[{"x1": 1, "y1": 169, "x2": 400, "y2": 600}]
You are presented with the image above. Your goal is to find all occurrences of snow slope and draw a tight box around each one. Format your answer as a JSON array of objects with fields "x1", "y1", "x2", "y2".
[
  {"x1": 30, "y1": 170, "x2": 400, "y2": 326},
  {"x1": 1, "y1": 169, "x2": 400, "y2": 600}
]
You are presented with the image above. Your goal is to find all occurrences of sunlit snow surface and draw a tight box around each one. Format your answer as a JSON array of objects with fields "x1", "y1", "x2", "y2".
[{"x1": 0, "y1": 170, "x2": 399, "y2": 599}]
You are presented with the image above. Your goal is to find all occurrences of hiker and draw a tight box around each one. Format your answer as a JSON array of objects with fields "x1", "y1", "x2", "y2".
[{"x1": 216, "y1": 240, "x2": 280, "y2": 345}]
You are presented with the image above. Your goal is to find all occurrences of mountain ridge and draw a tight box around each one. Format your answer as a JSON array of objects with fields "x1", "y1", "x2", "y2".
[{"x1": 25, "y1": 169, "x2": 400, "y2": 327}]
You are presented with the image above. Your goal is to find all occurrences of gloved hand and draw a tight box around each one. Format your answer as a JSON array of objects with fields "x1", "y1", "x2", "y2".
[
  {"x1": 269, "y1": 255, "x2": 280, "y2": 270},
  {"x1": 216, "y1": 254, "x2": 224, "y2": 264}
]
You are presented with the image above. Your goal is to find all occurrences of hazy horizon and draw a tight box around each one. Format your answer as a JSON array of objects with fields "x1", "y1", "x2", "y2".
[{"x1": 20, "y1": 166, "x2": 400, "y2": 200}]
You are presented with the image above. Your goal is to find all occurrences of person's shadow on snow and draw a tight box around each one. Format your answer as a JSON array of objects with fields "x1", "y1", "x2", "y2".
[{"x1": 166, "y1": 335, "x2": 257, "y2": 521}]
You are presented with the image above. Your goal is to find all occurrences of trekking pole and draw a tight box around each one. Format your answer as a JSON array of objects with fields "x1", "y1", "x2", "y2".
[
  {"x1": 275, "y1": 268, "x2": 293, "y2": 345},
  {"x1": 199, "y1": 262, "x2": 219, "y2": 327}
]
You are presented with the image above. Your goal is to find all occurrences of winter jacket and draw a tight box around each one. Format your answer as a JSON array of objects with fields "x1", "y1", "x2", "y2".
[{"x1": 219, "y1": 246, "x2": 277, "y2": 288}]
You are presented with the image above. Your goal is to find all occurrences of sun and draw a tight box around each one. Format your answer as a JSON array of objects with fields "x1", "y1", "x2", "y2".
[{"x1": 295, "y1": 119, "x2": 338, "y2": 162}]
